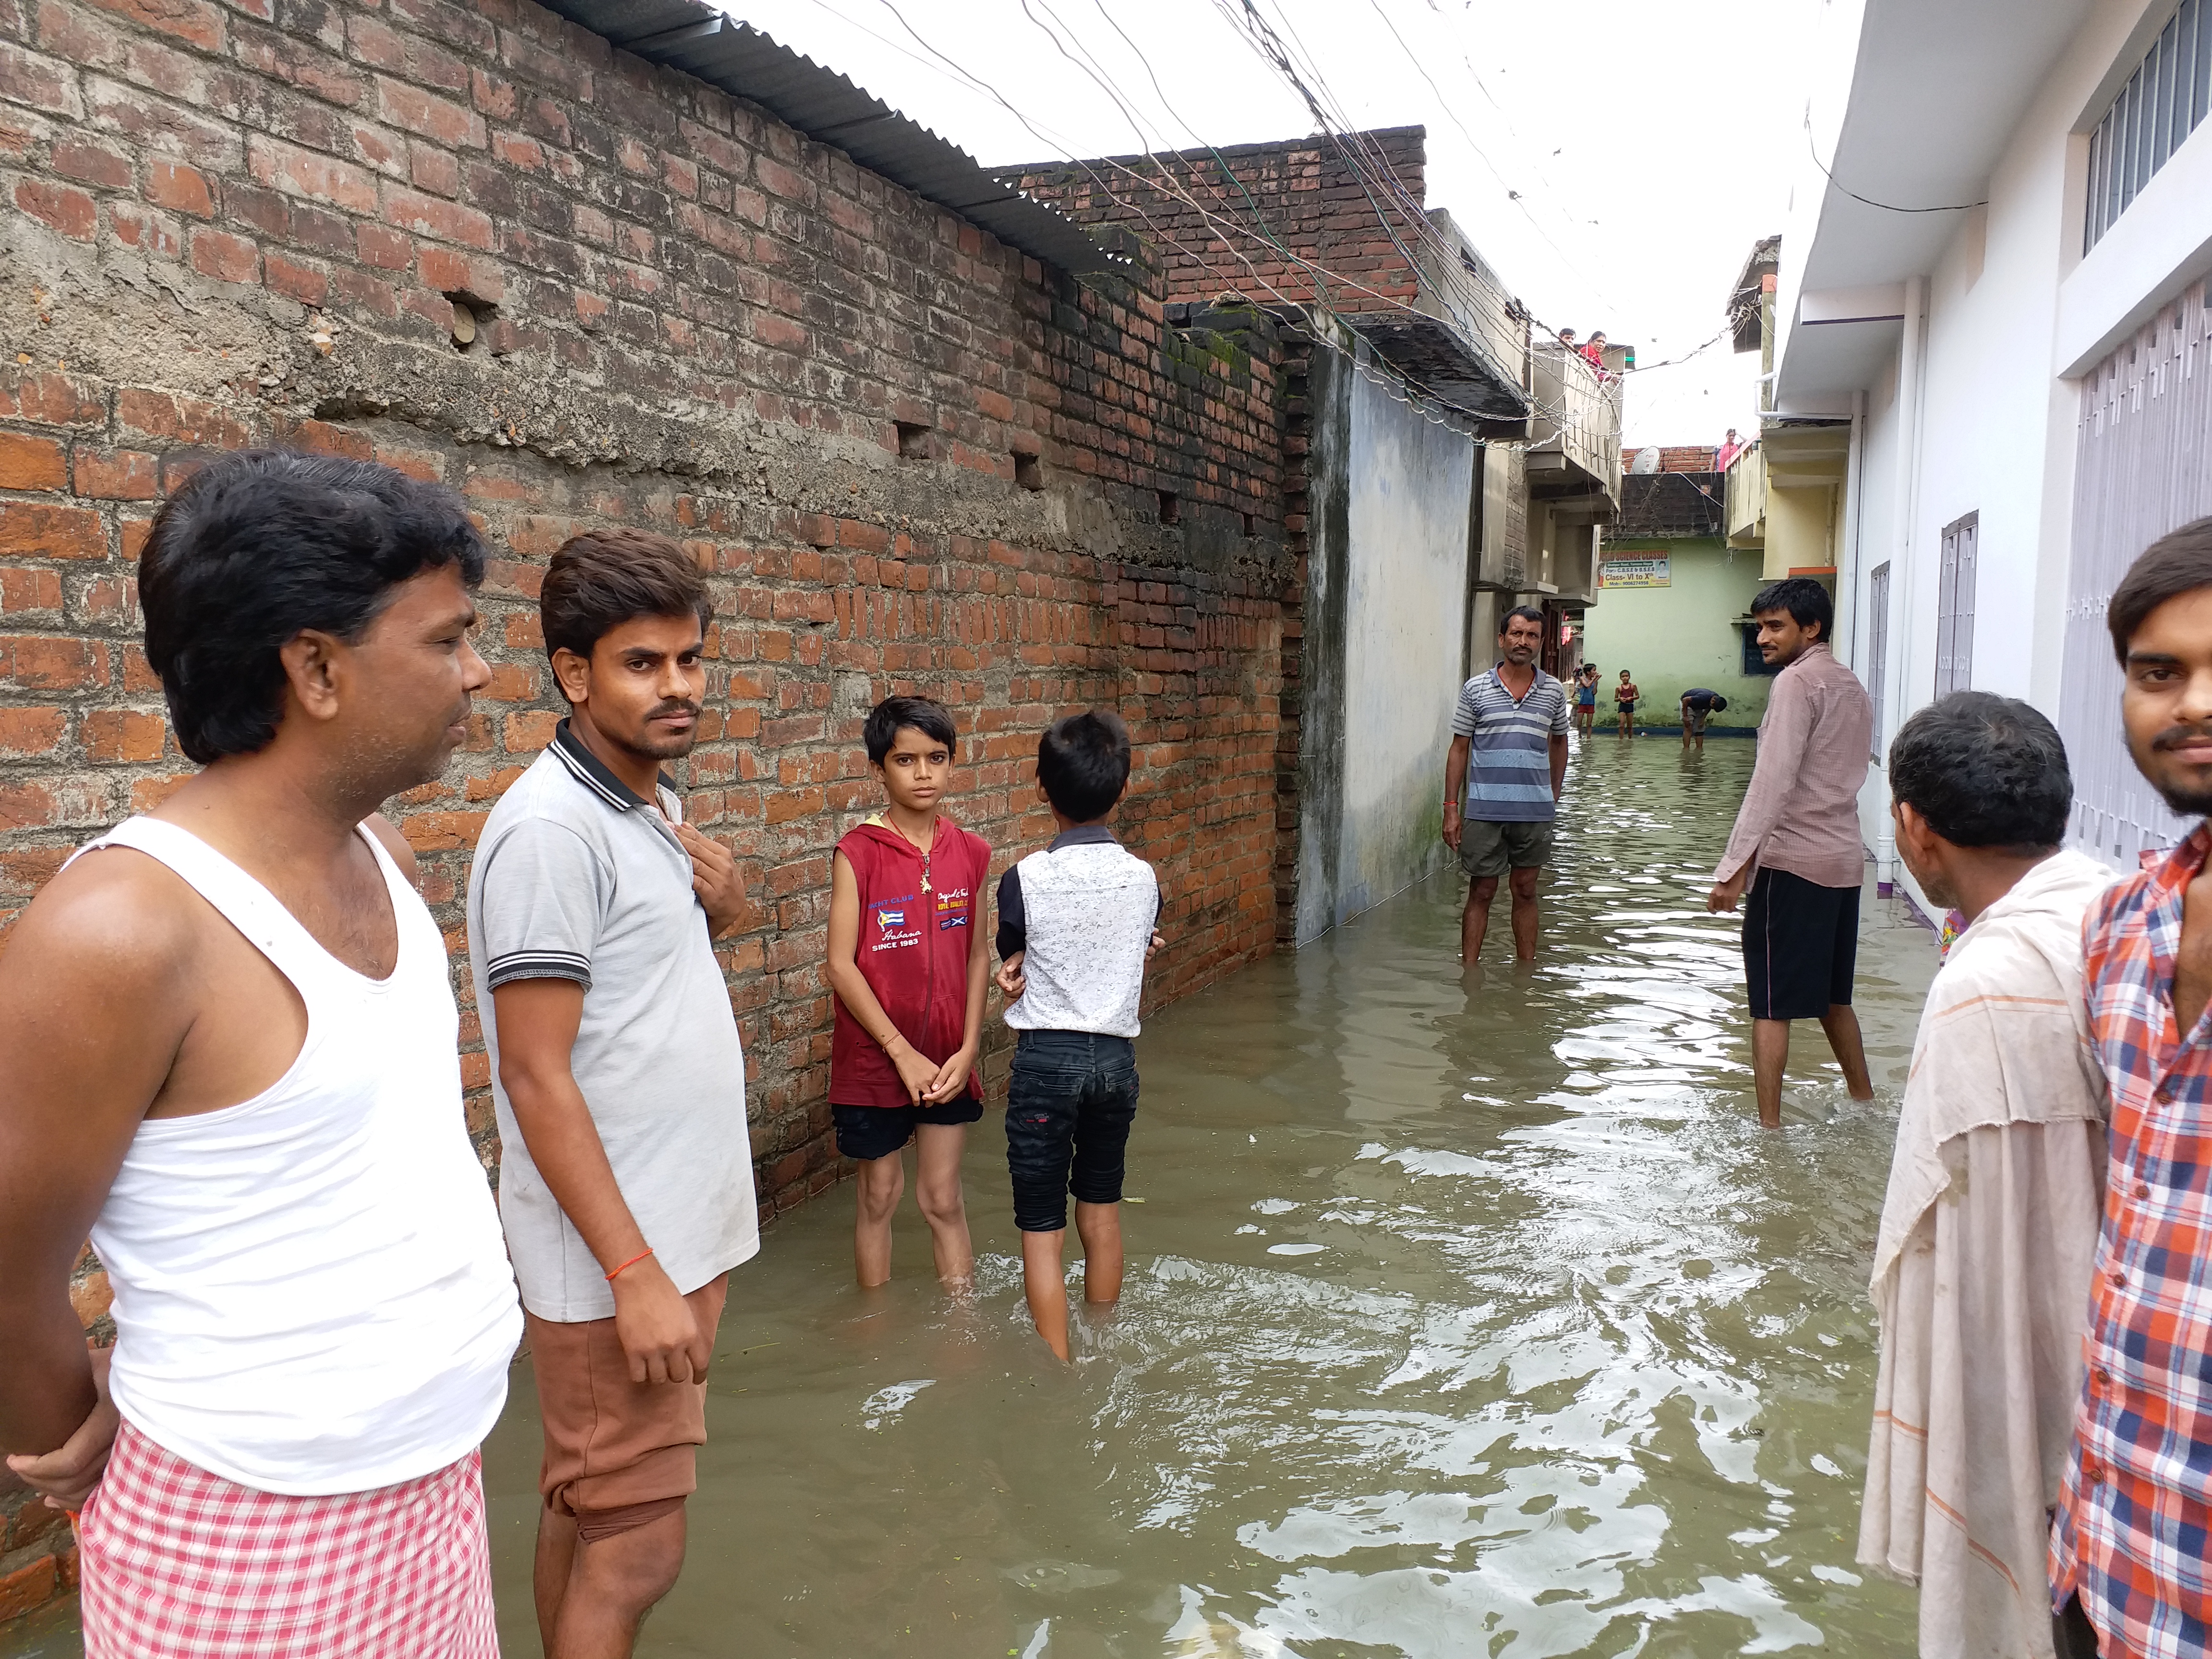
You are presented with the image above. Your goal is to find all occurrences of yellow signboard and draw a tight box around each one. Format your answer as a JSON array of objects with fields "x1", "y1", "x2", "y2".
[{"x1": 1599, "y1": 556, "x2": 1671, "y2": 589}]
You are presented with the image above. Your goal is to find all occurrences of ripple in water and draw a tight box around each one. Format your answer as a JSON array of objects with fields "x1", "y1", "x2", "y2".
[{"x1": 449, "y1": 737, "x2": 1937, "y2": 1659}]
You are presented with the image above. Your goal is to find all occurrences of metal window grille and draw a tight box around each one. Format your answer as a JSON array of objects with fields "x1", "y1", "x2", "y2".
[
  {"x1": 2085, "y1": 0, "x2": 2212, "y2": 252},
  {"x1": 1935, "y1": 514, "x2": 1978, "y2": 696},
  {"x1": 2058, "y1": 280, "x2": 2212, "y2": 866},
  {"x1": 1867, "y1": 562, "x2": 1891, "y2": 759}
]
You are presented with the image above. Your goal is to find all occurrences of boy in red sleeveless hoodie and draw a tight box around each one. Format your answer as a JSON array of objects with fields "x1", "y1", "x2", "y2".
[{"x1": 826, "y1": 697, "x2": 993, "y2": 1286}]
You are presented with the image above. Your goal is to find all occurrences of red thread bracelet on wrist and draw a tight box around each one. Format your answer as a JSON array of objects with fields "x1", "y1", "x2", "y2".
[{"x1": 604, "y1": 1247, "x2": 654, "y2": 1283}]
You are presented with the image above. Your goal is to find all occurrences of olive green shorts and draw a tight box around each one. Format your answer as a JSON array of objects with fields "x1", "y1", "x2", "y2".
[{"x1": 1457, "y1": 818, "x2": 1554, "y2": 880}]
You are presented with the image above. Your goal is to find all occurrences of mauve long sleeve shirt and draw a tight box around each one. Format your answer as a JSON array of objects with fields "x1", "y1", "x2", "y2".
[{"x1": 1715, "y1": 643, "x2": 1874, "y2": 890}]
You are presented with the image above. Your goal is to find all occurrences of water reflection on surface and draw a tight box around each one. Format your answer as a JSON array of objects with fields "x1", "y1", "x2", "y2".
[{"x1": 0, "y1": 738, "x2": 1935, "y2": 1659}]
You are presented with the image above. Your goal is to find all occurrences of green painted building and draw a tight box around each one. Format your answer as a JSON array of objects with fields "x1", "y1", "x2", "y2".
[{"x1": 1579, "y1": 470, "x2": 1779, "y2": 734}]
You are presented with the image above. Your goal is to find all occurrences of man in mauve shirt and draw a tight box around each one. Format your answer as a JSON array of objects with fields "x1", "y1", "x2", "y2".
[{"x1": 1708, "y1": 577, "x2": 1876, "y2": 1126}]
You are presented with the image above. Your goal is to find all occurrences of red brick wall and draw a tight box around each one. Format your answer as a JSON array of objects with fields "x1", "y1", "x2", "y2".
[
  {"x1": 0, "y1": 0, "x2": 1295, "y2": 1609},
  {"x1": 1010, "y1": 128, "x2": 1429, "y2": 316}
]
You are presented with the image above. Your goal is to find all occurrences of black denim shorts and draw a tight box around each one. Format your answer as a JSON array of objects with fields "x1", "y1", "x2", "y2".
[{"x1": 1004, "y1": 1030, "x2": 1139, "y2": 1233}]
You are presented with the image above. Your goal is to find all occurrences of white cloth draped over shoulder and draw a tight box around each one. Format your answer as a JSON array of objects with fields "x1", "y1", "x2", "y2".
[{"x1": 1859, "y1": 849, "x2": 2115, "y2": 1659}]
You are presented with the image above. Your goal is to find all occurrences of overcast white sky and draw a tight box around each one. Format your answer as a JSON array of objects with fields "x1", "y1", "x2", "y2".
[{"x1": 727, "y1": 0, "x2": 1823, "y2": 448}]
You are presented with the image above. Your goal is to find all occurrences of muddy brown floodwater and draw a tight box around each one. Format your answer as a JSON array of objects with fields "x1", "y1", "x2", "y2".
[{"x1": 2, "y1": 735, "x2": 1939, "y2": 1659}]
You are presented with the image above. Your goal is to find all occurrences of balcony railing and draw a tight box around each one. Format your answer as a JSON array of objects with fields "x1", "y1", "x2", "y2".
[
  {"x1": 1725, "y1": 442, "x2": 1767, "y2": 546},
  {"x1": 1528, "y1": 342, "x2": 1623, "y2": 498}
]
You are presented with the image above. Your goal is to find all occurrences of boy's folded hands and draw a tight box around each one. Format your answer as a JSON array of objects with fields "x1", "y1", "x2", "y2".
[
  {"x1": 921, "y1": 1047, "x2": 977, "y2": 1105},
  {"x1": 884, "y1": 1036, "x2": 944, "y2": 1106}
]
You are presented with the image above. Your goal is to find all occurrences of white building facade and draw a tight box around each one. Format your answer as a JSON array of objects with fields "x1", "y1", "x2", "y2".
[{"x1": 1766, "y1": 0, "x2": 2212, "y2": 894}]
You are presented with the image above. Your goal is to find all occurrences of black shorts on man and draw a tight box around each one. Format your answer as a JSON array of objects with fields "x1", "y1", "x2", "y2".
[{"x1": 1742, "y1": 866, "x2": 1859, "y2": 1021}]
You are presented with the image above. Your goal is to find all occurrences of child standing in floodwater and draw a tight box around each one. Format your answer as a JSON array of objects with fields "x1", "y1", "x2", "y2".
[
  {"x1": 993, "y1": 710, "x2": 1161, "y2": 1360},
  {"x1": 825, "y1": 696, "x2": 993, "y2": 1288}
]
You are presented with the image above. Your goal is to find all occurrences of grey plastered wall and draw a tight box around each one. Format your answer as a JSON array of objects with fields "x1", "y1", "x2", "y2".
[{"x1": 1295, "y1": 345, "x2": 1476, "y2": 943}]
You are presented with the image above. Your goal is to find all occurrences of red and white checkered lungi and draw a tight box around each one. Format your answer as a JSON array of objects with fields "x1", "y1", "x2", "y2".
[{"x1": 77, "y1": 1419, "x2": 499, "y2": 1659}]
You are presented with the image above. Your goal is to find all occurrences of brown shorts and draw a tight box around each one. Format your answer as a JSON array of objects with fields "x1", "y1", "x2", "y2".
[{"x1": 524, "y1": 1272, "x2": 728, "y2": 1540}]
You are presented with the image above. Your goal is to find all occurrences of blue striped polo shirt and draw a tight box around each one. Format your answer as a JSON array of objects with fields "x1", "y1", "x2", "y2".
[{"x1": 1452, "y1": 667, "x2": 1572, "y2": 823}]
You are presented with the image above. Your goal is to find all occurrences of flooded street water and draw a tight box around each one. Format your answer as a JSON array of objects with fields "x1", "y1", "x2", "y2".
[
  {"x1": 502, "y1": 734, "x2": 1932, "y2": 1658},
  {"x1": 3, "y1": 736, "x2": 1937, "y2": 1659}
]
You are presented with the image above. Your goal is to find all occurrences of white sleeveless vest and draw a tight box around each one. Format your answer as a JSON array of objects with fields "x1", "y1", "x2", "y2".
[
  {"x1": 69, "y1": 817, "x2": 521, "y2": 1495},
  {"x1": 1002, "y1": 839, "x2": 1158, "y2": 1038}
]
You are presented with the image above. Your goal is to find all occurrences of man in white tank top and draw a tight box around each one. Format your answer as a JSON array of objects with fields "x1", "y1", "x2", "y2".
[{"x1": 0, "y1": 452, "x2": 522, "y2": 1659}]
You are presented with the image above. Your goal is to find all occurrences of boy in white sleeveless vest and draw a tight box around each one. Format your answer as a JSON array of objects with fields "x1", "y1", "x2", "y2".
[
  {"x1": 0, "y1": 452, "x2": 521, "y2": 1659},
  {"x1": 993, "y1": 710, "x2": 1160, "y2": 1359}
]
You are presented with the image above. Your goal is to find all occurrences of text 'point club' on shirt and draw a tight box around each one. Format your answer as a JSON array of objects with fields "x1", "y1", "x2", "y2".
[{"x1": 1452, "y1": 667, "x2": 1572, "y2": 824}]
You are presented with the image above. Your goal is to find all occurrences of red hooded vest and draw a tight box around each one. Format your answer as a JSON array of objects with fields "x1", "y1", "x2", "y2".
[{"x1": 830, "y1": 816, "x2": 990, "y2": 1107}]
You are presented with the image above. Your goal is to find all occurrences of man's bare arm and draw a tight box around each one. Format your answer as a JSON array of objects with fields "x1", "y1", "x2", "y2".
[
  {"x1": 1443, "y1": 734, "x2": 1471, "y2": 851},
  {"x1": 490, "y1": 978, "x2": 708, "y2": 1384},
  {"x1": 1550, "y1": 732, "x2": 1569, "y2": 798},
  {"x1": 0, "y1": 860, "x2": 194, "y2": 1459}
]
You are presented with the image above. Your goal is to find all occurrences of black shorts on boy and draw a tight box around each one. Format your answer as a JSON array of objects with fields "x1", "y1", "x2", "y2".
[
  {"x1": 831, "y1": 1097, "x2": 984, "y2": 1163},
  {"x1": 1005, "y1": 1033, "x2": 1138, "y2": 1231}
]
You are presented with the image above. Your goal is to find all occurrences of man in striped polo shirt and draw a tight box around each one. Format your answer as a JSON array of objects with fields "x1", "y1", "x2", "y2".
[{"x1": 1444, "y1": 606, "x2": 1573, "y2": 962}]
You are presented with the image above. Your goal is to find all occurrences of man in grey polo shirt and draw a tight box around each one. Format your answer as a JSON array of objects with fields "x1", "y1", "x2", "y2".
[
  {"x1": 467, "y1": 529, "x2": 755, "y2": 1659},
  {"x1": 1443, "y1": 606, "x2": 1573, "y2": 963}
]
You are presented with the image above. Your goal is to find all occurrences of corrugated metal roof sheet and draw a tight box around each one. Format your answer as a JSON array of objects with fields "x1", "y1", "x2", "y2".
[{"x1": 536, "y1": 2, "x2": 1117, "y2": 273}]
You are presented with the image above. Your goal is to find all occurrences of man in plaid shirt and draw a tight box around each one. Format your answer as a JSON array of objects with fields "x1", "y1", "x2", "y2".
[{"x1": 2053, "y1": 518, "x2": 2212, "y2": 1659}]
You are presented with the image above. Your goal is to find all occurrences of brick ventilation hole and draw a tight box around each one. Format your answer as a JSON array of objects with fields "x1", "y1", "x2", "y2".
[
  {"x1": 1013, "y1": 452, "x2": 1043, "y2": 491},
  {"x1": 1242, "y1": 511, "x2": 1256, "y2": 537},
  {"x1": 895, "y1": 420, "x2": 933, "y2": 460},
  {"x1": 1158, "y1": 490, "x2": 1179, "y2": 526},
  {"x1": 443, "y1": 290, "x2": 497, "y2": 353}
]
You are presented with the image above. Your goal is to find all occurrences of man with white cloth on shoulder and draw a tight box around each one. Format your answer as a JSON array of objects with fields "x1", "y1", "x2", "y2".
[{"x1": 1860, "y1": 691, "x2": 2115, "y2": 1659}]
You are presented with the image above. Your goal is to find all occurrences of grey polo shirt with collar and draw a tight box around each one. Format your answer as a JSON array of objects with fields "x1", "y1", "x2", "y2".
[{"x1": 466, "y1": 720, "x2": 758, "y2": 1323}]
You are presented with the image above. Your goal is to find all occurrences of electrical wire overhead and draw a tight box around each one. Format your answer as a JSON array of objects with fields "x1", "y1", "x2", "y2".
[
  {"x1": 776, "y1": 0, "x2": 1611, "y2": 442},
  {"x1": 1803, "y1": 108, "x2": 1986, "y2": 213}
]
